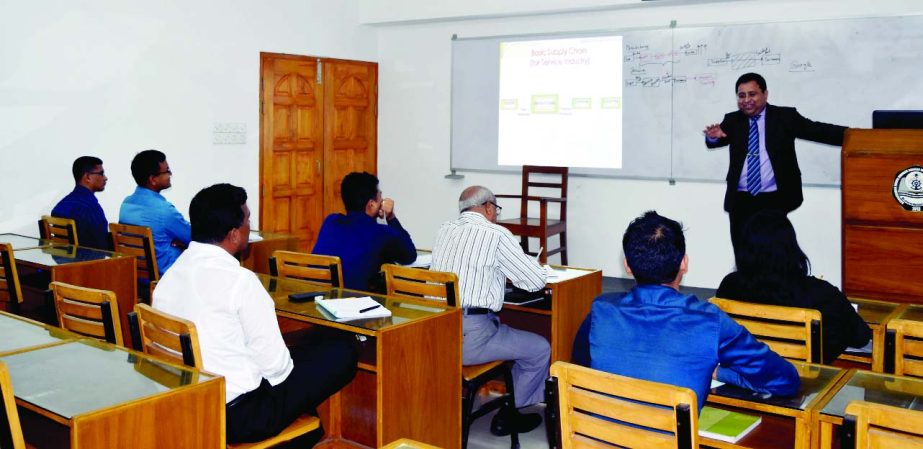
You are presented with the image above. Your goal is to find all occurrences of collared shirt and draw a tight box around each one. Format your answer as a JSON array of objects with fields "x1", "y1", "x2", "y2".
[
  {"x1": 312, "y1": 211, "x2": 417, "y2": 291},
  {"x1": 51, "y1": 185, "x2": 109, "y2": 250},
  {"x1": 572, "y1": 284, "x2": 799, "y2": 411},
  {"x1": 431, "y1": 212, "x2": 546, "y2": 311},
  {"x1": 154, "y1": 242, "x2": 294, "y2": 403},
  {"x1": 119, "y1": 186, "x2": 191, "y2": 273}
]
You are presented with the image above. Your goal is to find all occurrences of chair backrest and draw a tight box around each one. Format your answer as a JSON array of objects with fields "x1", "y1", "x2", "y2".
[
  {"x1": 885, "y1": 318, "x2": 923, "y2": 378},
  {"x1": 547, "y1": 361, "x2": 698, "y2": 449},
  {"x1": 0, "y1": 243, "x2": 23, "y2": 311},
  {"x1": 39, "y1": 215, "x2": 79, "y2": 246},
  {"x1": 841, "y1": 401, "x2": 923, "y2": 449},
  {"x1": 129, "y1": 303, "x2": 202, "y2": 369},
  {"x1": 710, "y1": 297, "x2": 822, "y2": 363},
  {"x1": 0, "y1": 361, "x2": 26, "y2": 449},
  {"x1": 50, "y1": 281, "x2": 123, "y2": 346},
  {"x1": 109, "y1": 223, "x2": 160, "y2": 282},
  {"x1": 382, "y1": 263, "x2": 458, "y2": 307},
  {"x1": 519, "y1": 165, "x2": 568, "y2": 220},
  {"x1": 269, "y1": 251, "x2": 343, "y2": 288}
]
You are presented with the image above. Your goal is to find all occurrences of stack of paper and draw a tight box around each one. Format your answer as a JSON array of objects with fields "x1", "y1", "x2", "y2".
[
  {"x1": 315, "y1": 297, "x2": 391, "y2": 321},
  {"x1": 698, "y1": 406, "x2": 761, "y2": 443}
]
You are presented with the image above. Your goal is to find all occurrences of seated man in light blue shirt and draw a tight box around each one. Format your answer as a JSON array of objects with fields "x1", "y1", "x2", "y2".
[{"x1": 119, "y1": 149, "x2": 191, "y2": 274}]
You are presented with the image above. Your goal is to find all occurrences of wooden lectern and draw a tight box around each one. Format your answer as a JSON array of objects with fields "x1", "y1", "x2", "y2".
[{"x1": 842, "y1": 129, "x2": 923, "y2": 304}]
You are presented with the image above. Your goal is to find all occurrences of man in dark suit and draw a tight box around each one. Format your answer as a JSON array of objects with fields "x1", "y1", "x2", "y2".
[{"x1": 704, "y1": 72, "x2": 846, "y2": 249}]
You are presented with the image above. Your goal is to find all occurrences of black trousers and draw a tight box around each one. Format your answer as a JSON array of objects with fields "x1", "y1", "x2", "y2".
[
  {"x1": 728, "y1": 191, "x2": 789, "y2": 253},
  {"x1": 226, "y1": 338, "x2": 358, "y2": 447}
]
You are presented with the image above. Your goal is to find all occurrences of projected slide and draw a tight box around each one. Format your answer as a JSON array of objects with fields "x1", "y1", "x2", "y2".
[{"x1": 498, "y1": 36, "x2": 623, "y2": 168}]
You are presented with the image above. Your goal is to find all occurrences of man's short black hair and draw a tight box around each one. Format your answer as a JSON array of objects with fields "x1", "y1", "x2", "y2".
[
  {"x1": 72, "y1": 156, "x2": 102, "y2": 183},
  {"x1": 735, "y1": 72, "x2": 767, "y2": 92},
  {"x1": 130, "y1": 149, "x2": 166, "y2": 186},
  {"x1": 190, "y1": 183, "x2": 248, "y2": 244},
  {"x1": 340, "y1": 172, "x2": 379, "y2": 212},
  {"x1": 622, "y1": 211, "x2": 686, "y2": 285}
]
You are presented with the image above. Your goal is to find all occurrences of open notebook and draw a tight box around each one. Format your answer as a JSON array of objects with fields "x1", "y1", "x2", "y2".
[{"x1": 315, "y1": 297, "x2": 392, "y2": 321}]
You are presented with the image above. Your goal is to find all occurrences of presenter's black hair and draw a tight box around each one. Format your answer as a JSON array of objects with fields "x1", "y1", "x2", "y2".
[
  {"x1": 341, "y1": 172, "x2": 380, "y2": 212},
  {"x1": 190, "y1": 183, "x2": 248, "y2": 244},
  {"x1": 72, "y1": 156, "x2": 103, "y2": 182},
  {"x1": 622, "y1": 211, "x2": 685, "y2": 285},
  {"x1": 130, "y1": 149, "x2": 167, "y2": 186},
  {"x1": 735, "y1": 72, "x2": 767, "y2": 92}
]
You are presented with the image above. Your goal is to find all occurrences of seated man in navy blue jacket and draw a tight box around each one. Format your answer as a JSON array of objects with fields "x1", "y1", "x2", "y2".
[
  {"x1": 572, "y1": 210, "x2": 799, "y2": 411},
  {"x1": 312, "y1": 172, "x2": 416, "y2": 291}
]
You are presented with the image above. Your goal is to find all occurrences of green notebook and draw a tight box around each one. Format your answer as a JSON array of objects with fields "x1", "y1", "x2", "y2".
[{"x1": 698, "y1": 406, "x2": 761, "y2": 443}]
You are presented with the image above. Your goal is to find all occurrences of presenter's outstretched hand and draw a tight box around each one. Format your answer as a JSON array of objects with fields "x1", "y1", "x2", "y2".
[{"x1": 704, "y1": 123, "x2": 727, "y2": 139}]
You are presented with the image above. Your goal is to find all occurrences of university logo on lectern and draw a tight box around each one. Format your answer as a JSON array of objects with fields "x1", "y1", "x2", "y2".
[{"x1": 893, "y1": 166, "x2": 923, "y2": 212}]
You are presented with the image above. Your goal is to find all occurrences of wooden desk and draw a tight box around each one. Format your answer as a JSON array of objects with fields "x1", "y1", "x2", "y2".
[
  {"x1": 0, "y1": 311, "x2": 74, "y2": 356},
  {"x1": 0, "y1": 233, "x2": 57, "y2": 250},
  {"x1": 260, "y1": 274, "x2": 462, "y2": 449},
  {"x1": 499, "y1": 266, "x2": 602, "y2": 363},
  {"x1": 814, "y1": 369, "x2": 923, "y2": 449},
  {"x1": 841, "y1": 297, "x2": 906, "y2": 372},
  {"x1": 704, "y1": 361, "x2": 846, "y2": 449},
  {"x1": 240, "y1": 230, "x2": 299, "y2": 274},
  {"x1": 1, "y1": 339, "x2": 225, "y2": 449},
  {"x1": 13, "y1": 245, "x2": 137, "y2": 345}
]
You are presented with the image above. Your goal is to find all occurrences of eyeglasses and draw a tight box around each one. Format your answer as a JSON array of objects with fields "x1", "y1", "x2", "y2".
[
  {"x1": 87, "y1": 171, "x2": 106, "y2": 177},
  {"x1": 157, "y1": 169, "x2": 173, "y2": 176},
  {"x1": 483, "y1": 201, "x2": 502, "y2": 214}
]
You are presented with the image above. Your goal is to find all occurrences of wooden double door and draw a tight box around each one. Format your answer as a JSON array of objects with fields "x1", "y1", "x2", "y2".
[{"x1": 260, "y1": 53, "x2": 378, "y2": 251}]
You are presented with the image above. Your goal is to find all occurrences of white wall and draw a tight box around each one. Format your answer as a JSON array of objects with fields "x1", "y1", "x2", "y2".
[
  {"x1": 0, "y1": 0, "x2": 377, "y2": 235},
  {"x1": 374, "y1": 0, "x2": 923, "y2": 289}
]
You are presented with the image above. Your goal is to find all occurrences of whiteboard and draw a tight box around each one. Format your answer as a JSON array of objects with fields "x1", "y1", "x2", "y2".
[{"x1": 450, "y1": 15, "x2": 923, "y2": 186}]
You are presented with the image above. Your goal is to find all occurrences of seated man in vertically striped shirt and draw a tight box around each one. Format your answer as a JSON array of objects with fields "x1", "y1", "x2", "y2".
[{"x1": 431, "y1": 186, "x2": 549, "y2": 436}]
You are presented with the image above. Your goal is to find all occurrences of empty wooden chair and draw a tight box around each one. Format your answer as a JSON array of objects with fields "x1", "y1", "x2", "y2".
[
  {"x1": 38, "y1": 215, "x2": 79, "y2": 246},
  {"x1": 128, "y1": 303, "x2": 319, "y2": 449},
  {"x1": 841, "y1": 401, "x2": 923, "y2": 449},
  {"x1": 269, "y1": 251, "x2": 343, "y2": 288},
  {"x1": 110, "y1": 223, "x2": 160, "y2": 303},
  {"x1": 710, "y1": 297, "x2": 822, "y2": 363},
  {"x1": 496, "y1": 165, "x2": 568, "y2": 264},
  {"x1": 885, "y1": 318, "x2": 923, "y2": 378},
  {"x1": 0, "y1": 361, "x2": 27, "y2": 449},
  {"x1": 50, "y1": 281, "x2": 122, "y2": 346},
  {"x1": 546, "y1": 361, "x2": 698, "y2": 449},
  {"x1": 382, "y1": 263, "x2": 516, "y2": 449},
  {"x1": 0, "y1": 243, "x2": 24, "y2": 313}
]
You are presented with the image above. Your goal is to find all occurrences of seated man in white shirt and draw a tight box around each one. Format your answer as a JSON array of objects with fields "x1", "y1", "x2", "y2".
[
  {"x1": 432, "y1": 185, "x2": 549, "y2": 436},
  {"x1": 154, "y1": 183, "x2": 357, "y2": 446}
]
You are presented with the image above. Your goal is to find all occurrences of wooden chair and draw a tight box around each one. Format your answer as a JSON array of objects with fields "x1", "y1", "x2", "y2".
[
  {"x1": 884, "y1": 318, "x2": 923, "y2": 378},
  {"x1": 709, "y1": 297, "x2": 822, "y2": 363},
  {"x1": 0, "y1": 243, "x2": 24, "y2": 313},
  {"x1": 546, "y1": 361, "x2": 698, "y2": 449},
  {"x1": 110, "y1": 223, "x2": 160, "y2": 304},
  {"x1": 50, "y1": 281, "x2": 123, "y2": 346},
  {"x1": 0, "y1": 361, "x2": 27, "y2": 449},
  {"x1": 269, "y1": 251, "x2": 343, "y2": 288},
  {"x1": 38, "y1": 215, "x2": 78, "y2": 246},
  {"x1": 496, "y1": 165, "x2": 568, "y2": 264},
  {"x1": 128, "y1": 304, "x2": 320, "y2": 449},
  {"x1": 382, "y1": 264, "x2": 517, "y2": 449},
  {"x1": 841, "y1": 401, "x2": 923, "y2": 449}
]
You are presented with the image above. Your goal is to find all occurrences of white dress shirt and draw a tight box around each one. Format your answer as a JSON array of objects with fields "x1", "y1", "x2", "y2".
[
  {"x1": 154, "y1": 242, "x2": 294, "y2": 402},
  {"x1": 736, "y1": 107, "x2": 779, "y2": 193},
  {"x1": 431, "y1": 212, "x2": 546, "y2": 311}
]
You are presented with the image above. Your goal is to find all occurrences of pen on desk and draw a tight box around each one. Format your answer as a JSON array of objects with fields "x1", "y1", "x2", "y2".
[
  {"x1": 535, "y1": 247, "x2": 544, "y2": 261},
  {"x1": 359, "y1": 304, "x2": 381, "y2": 313}
]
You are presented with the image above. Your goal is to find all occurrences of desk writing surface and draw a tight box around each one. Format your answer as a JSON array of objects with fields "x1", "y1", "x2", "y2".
[
  {"x1": 0, "y1": 339, "x2": 213, "y2": 420},
  {"x1": 820, "y1": 370, "x2": 923, "y2": 418},
  {"x1": 0, "y1": 312, "x2": 72, "y2": 355},
  {"x1": 850, "y1": 297, "x2": 903, "y2": 326},
  {"x1": 710, "y1": 362, "x2": 843, "y2": 411},
  {"x1": 897, "y1": 304, "x2": 923, "y2": 322},
  {"x1": 0, "y1": 233, "x2": 55, "y2": 250},
  {"x1": 259, "y1": 274, "x2": 451, "y2": 332},
  {"x1": 13, "y1": 245, "x2": 130, "y2": 267}
]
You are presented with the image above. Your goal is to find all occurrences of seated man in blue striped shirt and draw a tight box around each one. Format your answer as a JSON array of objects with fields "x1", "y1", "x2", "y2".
[
  {"x1": 51, "y1": 156, "x2": 110, "y2": 250},
  {"x1": 432, "y1": 185, "x2": 549, "y2": 436}
]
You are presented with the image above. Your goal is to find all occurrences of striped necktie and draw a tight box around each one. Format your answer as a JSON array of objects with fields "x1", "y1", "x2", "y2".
[{"x1": 746, "y1": 114, "x2": 761, "y2": 195}]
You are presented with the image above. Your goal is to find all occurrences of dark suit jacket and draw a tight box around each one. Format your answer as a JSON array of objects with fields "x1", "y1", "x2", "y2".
[{"x1": 706, "y1": 104, "x2": 846, "y2": 212}]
